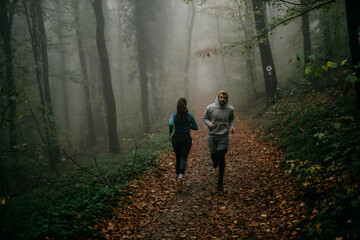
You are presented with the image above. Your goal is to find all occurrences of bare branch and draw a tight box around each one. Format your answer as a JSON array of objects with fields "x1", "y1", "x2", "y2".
[
  {"x1": 227, "y1": 0, "x2": 337, "y2": 50},
  {"x1": 62, "y1": 149, "x2": 112, "y2": 188}
]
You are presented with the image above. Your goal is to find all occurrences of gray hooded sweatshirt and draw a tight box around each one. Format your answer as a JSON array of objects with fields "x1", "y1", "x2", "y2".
[{"x1": 203, "y1": 95, "x2": 235, "y2": 136}]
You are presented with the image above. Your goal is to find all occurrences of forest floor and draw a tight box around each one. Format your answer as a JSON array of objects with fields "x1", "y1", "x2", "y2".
[{"x1": 101, "y1": 97, "x2": 308, "y2": 239}]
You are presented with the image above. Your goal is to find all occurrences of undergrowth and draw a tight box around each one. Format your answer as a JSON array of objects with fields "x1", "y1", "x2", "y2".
[
  {"x1": 253, "y1": 87, "x2": 360, "y2": 239},
  {"x1": 0, "y1": 132, "x2": 171, "y2": 240}
]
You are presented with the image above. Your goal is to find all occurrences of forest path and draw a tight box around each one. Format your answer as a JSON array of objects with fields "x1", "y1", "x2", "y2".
[{"x1": 102, "y1": 95, "x2": 307, "y2": 239}]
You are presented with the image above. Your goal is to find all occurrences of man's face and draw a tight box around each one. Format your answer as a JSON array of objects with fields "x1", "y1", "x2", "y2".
[{"x1": 218, "y1": 94, "x2": 227, "y2": 105}]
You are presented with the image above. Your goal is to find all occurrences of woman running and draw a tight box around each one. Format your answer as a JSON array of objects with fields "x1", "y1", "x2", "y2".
[{"x1": 169, "y1": 98, "x2": 198, "y2": 192}]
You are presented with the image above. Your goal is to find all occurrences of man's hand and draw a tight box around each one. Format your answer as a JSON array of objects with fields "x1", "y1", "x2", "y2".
[
  {"x1": 209, "y1": 121, "x2": 215, "y2": 128},
  {"x1": 230, "y1": 127, "x2": 235, "y2": 134}
]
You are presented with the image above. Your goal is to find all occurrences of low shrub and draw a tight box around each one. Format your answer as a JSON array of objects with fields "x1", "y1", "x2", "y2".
[
  {"x1": 0, "y1": 132, "x2": 171, "y2": 239},
  {"x1": 253, "y1": 88, "x2": 360, "y2": 239}
]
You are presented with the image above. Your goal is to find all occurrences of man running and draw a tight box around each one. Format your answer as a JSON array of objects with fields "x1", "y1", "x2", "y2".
[{"x1": 203, "y1": 91, "x2": 235, "y2": 190}]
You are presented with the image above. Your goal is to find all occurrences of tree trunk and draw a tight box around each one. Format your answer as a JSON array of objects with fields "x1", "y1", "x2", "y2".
[
  {"x1": 184, "y1": 0, "x2": 196, "y2": 99},
  {"x1": 0, "y1": 0, "x2": 18, "y2": 151},
  {"x1": 149, "y1": 1, "x2": 172, "y2": 118},
  {"x1": 302, "y1": 12, "x2": 312, "y2": 58},
  {"x1": 87, "y1": 38, "x2": 106, "y2": 140},
  {"x1": 215, "y1": 9, "x2": 230, "y2": 88},
  {"x1": 34, "y1": 0, "x2": 61, "y2": 169},
  {"x1": 73, "y1": 0, "x2": 96, "y2": 147},
  {"x1": 320, "y1": 8, "x2": 333, "y2": 61},
  {"x1": 35, "y1": 0, "x2": 53, "y2": 116},
  {"x1": 83, "y1": 1, "x2": 106, "y2": 141},
  {"x1": 149, "y1": 71, "x2": 160, "y2": 120},
  {"x1": 345, "y1": 0, "x2": 360, "y2": 109},
  {"x1": 55, "y1": 4, "x2": 70, "y2": 131},
  {"x1": 301, "y1": 9, "x2": 313, "y2": 81},
  {"x1": 134, "y1": 0, "x2": 150, "y2": 133},
  {"x1": 91, "y1": 0, "x2": 120, "y2": 153},
  {"x1": 23, "y1": 0, "x2": 54, "y2": 168},
  {"x1": 116, "y1": 0, "x2": 125, "y2": 116},
  {"x1": 239, "y1": 0, "x2": 259, "y2": 99},
  {"x1": 252, "y1": 0, "x2": 278, "y2": 105}
]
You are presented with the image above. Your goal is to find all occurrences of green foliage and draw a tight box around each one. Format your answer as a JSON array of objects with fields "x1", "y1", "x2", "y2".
[
  {"x1": 1, "y1": 184, "x2": 124, "y2": 239},
  {"x1": 254, "y1": 88, "x2": 360, "y2": 239},
  {"x1": 0, "y1": 132, "x2": 171, "y2": 240},
  {"x1": 289, "y1": 52, "x2": 359, "y2": 89}
]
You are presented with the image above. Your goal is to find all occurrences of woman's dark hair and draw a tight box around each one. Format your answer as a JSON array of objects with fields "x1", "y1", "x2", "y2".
[{"x1": 174, "y1": 98, "x2": 188, "y2": 122}]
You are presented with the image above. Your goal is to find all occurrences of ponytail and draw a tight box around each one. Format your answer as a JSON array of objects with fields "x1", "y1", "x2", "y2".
[{"x1": 174, "y1": 98, "x2": 188, "y2": 122}]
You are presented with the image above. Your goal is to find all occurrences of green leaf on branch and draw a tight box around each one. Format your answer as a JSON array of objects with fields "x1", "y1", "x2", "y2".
[
  {"x1": 314, "y1": 69, "x2": 323, "y2": 78},
  {"x1": 340, "y1": 59, "x2": 347, "y2": 66},
  {"x1": 297, "y1": 53, "x2": 304, "y2": 61},
  {"x1": 304, "y1": 66, "x2": 312, "y2": 75},
  {"x1": 314, "y1": 133, "x2": 325, "y2": 140},
  {"x1": 345, "y1": 75, "x2": 358, "y2": 83},
  {"x1": 327, "y1": 61, "x2": 338, "y2": 69},
  {"x1": 305, "y1": 55, "x2": 316, "y2": 63}
]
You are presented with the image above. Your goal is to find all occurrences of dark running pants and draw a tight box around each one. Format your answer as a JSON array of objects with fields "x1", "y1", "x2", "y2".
[
  {"x1": 171, "y1": 133, "x2": 192, "y2": 175},
  {"x1": 211, "y1": 149, "x2": 227, "y2": 183}
]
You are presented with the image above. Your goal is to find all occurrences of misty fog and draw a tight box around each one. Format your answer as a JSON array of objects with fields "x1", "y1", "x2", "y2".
[
  {"x1": 25, "y1": 0, "x2": 314, "y2": 148},
  {"x1": 1, "y1": 0, "x2": 350, "y2": 174}
]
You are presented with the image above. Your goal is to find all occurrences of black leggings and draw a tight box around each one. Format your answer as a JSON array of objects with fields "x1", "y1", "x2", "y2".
[
  {"x1": 172, "y1": 134, "x2": 192, "y2": 175},
  {"x1": 211, "y1": 149, "x2": 227, "y2": 183}
]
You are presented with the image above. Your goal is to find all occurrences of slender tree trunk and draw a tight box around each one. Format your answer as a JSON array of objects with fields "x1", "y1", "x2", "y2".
[
  {"x1": 91, "y1": 0, "x2": 120, "y2": 153},
  {"x1": 73, "y1": 1, "x2": 96, "y2": 146},
  {"x1": 345, "y1": 0, "x2": 360, "y2": 109},
  {"x1": 149, "y1": 67, "x2": 162, "y2": 119},
  {"x1": 0, "y1": 0, "x2": 18, "y2": 151},
  {"x1": 35, "y1": 0, "x2": 53, "y2": 116},
  {"x1": 134, "y1": 0, "x2": 150, "y2": 133},
  {"x1": 87, "y1": 40, "x2": 105, "y2": 140},
  {"x1": 246, "y1": 54, "x2": 259, "y2": 99},
  {"x1": 239, "y1": 1, "x2": 259, "y2": 99},
  {"x1": 149, "y1": 71, "x2": 160, "y2": 120},
  {"x1": 301, "y1": 10, "x2": 313, "y2": 81},
  {"x1": 215, "y1": 9, "x2": 230, "y2": 88},
  {"x1": 302, "y1": 12, "x2": 312, "y2": 58},
  {"x1": 116, "y1": 0, "x2": 124, "y2": 114},
  {"x1": 83, "y1": 1, "x2": 106, "y2": 141},
  {"x1": 23, "y1": 0, "x2": 47, "y2": 138},
  {"x1": 252, "y1": 0, "x2": 278, "y2": 105},
  {"x1": 184, "y1": 0, "x2": 196, "y2": 99},
  {"x1": 320, "y1": 8, "x2": 334, "y2": 86},
  {"x1": 34, "y1": 0, "x2": 61, "y2": 169},
  {"x1": 24, "y1": 0, "x2": 60, "y2": 171},
  {"x1": 149, "y1": 1, "x2": 171, "y2": 117},
  {"x1": 2, "y1": 37, "x2": 16, "y2": 149},
  {"x1": 320, "y1": 9, "x2": 333, "y2": 61},
  {"x1": 55, "y1": 4, "x2": 70, "y2": 131}
]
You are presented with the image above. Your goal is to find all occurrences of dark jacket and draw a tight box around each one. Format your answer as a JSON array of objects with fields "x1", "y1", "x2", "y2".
[{"x1": 169, "y1": 113, "x2": 198, "y2": 134}]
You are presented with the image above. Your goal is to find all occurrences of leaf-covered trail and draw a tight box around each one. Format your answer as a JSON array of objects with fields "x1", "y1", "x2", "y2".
[{"x1": 102, "y1": 111, "x2": 307, "y2": 239}]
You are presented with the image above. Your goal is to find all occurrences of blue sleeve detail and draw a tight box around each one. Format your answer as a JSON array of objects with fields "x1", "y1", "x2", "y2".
[
  {"x1": 169, "y1": 113, "x2": 175, "y2": 134},
  {"x1": 189, "y1": 113, "x2": 198, "y2": 130}
]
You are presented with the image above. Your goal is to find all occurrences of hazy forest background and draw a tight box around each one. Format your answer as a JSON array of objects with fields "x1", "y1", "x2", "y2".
[{"x1": 1, "y1": 0, "x2": 359, "y2": 239}]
